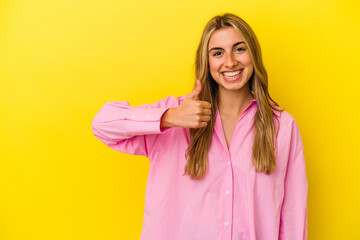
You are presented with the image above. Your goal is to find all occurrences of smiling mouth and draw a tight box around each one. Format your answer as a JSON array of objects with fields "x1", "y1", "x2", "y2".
[{"x1": 221, "y1": 69, "x2": 243, "y2": 79}]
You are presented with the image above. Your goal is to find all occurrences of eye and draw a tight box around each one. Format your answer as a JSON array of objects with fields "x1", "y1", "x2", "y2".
[
  {"x1": 235, "y1": 47, "x2": 245, "y2": 52},
  {"x1": 212, "y1": 51, "x2": 222, "y2": 57}
]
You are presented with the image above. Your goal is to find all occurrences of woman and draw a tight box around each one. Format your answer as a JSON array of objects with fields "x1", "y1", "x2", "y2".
[{"x1": 92, "y1": 13, "x2": 308, "y2": 240}]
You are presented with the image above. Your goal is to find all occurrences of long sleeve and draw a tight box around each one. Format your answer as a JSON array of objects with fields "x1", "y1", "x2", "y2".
[
  {"x1": 279, "y1": 119, "x2": 308, "y2": 240},
  {"x1": 91, "y1": 95, "x2": 180, "y2": 157}
]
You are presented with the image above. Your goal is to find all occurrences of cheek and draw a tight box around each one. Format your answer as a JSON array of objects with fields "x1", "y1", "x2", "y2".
[
  {"x1": 242, "y1": 54, "x2": 253, "y2": 66},
  {"x1": 209, "y1": 59, "x2": 221, "y2": 71},
  {"x1": 246, "y1": 59, "x2": 253, "y2": 68},
  {"x1": 208, "y1": 59, "x2": 214, "y2": 69}
]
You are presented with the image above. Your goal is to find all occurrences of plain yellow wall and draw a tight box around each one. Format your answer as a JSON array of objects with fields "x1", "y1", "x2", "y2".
[{"x1": 1, "y1": 0, "x2": 359, "y2": 239}]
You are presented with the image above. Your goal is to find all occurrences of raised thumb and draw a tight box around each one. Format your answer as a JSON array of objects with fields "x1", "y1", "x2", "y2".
[{"x1": 187, "y1": 80, "x2": 202, "y2": 100}]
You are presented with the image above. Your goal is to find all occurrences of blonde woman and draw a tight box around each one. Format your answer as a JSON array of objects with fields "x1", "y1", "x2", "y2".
[{"x1": 92, "y1": 13, "x2": 308, "y2": 240}]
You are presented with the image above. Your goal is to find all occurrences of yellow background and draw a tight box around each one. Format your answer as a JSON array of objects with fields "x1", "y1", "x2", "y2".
[{"x1": 1, "y1": 0, "x2": 359, "y2": 239}]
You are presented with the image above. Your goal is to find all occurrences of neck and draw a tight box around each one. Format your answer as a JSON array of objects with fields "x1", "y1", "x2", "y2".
[{"x1": 218, "y1": 82, "x2": 255, "y2": 118}]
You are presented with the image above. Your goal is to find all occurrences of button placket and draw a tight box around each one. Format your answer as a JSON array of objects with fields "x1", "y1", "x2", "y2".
[{"x1": 222, "y1": 152, "x2": 233, "y2": 239}]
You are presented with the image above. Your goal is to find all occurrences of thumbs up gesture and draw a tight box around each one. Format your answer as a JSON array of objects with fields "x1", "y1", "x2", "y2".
[
  {"x1": 185, "y1": 79, "x2": 203, "y2": 101},
  {"x1": 161, "y1": 80, "x2": 212, "y2": 129}
]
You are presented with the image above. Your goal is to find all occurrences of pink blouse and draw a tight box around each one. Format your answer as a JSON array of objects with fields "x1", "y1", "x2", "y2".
[{"x1": 91, "y1": 94, "x2": 308, "y2": 240}]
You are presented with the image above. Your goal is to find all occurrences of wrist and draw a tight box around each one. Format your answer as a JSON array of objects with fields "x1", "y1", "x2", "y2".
[{"x1": 160, "y1": 107, "x2": 178, "y2": 128}]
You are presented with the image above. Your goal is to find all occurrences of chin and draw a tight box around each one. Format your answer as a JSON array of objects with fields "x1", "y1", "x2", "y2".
[
  {"x1": 221, "y1": 84, "x2": 243, "y2": 91},
  {"x1": 221, "y1": 82, "x2": 247, "y2": 91}
]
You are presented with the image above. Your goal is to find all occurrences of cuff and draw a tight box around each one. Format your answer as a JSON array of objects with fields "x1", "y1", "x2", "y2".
[{"x1": 124, "y1": 107, "x2": 172, "y2": 135}]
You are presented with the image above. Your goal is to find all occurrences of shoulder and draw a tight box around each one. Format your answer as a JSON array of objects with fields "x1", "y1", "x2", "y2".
[
  {"x1": 276, "y1": 109, "x2": 296, "y2": 123},
  {"x1": 269, "y1": 99, "x2": 299, "y2": 131},
  {"x1": 275, "y1": 108, "x2": 302, "y2": 137}
]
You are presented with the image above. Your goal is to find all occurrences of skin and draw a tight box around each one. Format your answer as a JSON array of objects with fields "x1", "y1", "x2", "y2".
[
  {"x1": 160, "y1": 27, "x2": 255, "y2": 146},
  {"x1": 208, "y1": 27, "x2": 255, "y2": 148},
  {"x1": 208, "y1": 26, "x2": 255, "y2": 118},
  {"x1": 160, "y1": 80, "x2": 212, "y2": 129}
]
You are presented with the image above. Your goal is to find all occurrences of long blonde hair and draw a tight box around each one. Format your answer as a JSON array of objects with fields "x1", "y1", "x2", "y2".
[{"x1": 183, "y1": 13, "x2": 283, "y2": 180}]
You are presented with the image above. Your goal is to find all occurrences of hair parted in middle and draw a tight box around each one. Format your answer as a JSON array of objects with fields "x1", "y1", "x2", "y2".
[{"x1": 183, "y1": 12, "x2": 283, "y2": 180}]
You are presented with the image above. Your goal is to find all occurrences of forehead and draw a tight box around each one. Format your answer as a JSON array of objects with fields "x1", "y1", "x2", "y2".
[{"x1": 208, "y1": 27, "x2": 244, "y2": 49}]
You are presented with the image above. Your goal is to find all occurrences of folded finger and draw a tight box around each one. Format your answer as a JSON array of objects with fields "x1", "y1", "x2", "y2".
[
  {"x1": 199, "y1": 101, "x2": 212, "y2": 109},
  {"x1": 200, "y1": 115, "x2": 211, "y2": 122},
  {"x1": 201, "y1": 108, "x2": 211, "y2": 116}
]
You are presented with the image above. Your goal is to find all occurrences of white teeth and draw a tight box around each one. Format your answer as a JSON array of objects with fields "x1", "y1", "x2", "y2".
[{"x1": 223, "y1": 69, "x2": 242, "y2": 77}]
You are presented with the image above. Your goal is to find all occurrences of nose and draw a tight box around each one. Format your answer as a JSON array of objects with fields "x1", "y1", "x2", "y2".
[{"x1": 224, "y1": 53, "x2": 237, "y2": 68}]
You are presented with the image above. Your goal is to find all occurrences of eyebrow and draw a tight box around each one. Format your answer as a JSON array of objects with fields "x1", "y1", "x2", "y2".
[{"x1": 208, "y1": 41, "x2": 245, "y2": 52}]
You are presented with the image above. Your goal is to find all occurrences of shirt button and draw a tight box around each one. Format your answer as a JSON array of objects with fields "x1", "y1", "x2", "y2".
[
  {"x1": 225, "y1": 190, "x2": 230, "y2": 195},
  {"x1": 224, "y1": 221, "x2": 229, "y2": 226},
  {"x1": 131, "y1": 115, "x2": 136, "y2": 119},
  {"x1": 227, "y1": 161, "x2": 231, "y2": 165}
]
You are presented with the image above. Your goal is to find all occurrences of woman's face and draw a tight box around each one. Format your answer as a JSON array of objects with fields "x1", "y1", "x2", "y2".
[{"x1": 208, "y1": 27, "x2": 254, "y2": 92}]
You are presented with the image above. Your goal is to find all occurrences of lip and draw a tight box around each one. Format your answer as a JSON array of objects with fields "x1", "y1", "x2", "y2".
[
  {"x1": 221, "y1": 69, "x2": 243, "y2": 73},
  {"x1": 221, "y1": 69, "x2": 243, "y2": 82}
]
